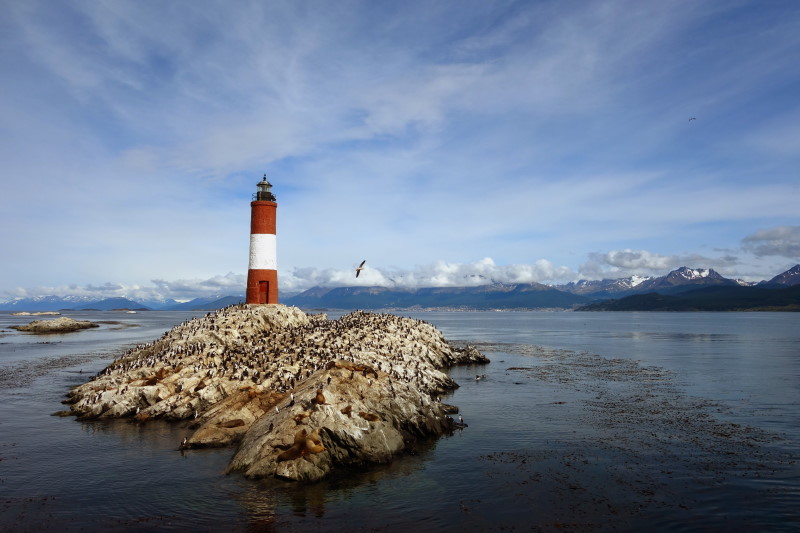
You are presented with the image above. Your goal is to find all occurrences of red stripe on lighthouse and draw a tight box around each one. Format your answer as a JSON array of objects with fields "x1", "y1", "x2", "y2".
[{"x1": 246, "y1": 178, "x2": 278, "y2": 304}]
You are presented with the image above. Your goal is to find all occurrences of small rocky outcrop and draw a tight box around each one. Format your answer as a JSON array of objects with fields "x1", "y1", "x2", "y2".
[
  {"x1": 12, "y1": 317, "x2": 99, "y2": 333},
  {"x1": 65, "y1": 305, "x2": 487, "y2": 481}
]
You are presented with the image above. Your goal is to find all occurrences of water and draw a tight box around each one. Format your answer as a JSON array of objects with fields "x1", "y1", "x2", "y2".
[{"x1": 1, "y1": 310, "x2": 798, "y2": 531}]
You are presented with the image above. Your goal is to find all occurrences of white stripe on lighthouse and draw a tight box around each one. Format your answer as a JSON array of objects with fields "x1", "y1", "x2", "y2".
[{"x1": 248, "y1": 234, "x2": 277, "y2": 270}]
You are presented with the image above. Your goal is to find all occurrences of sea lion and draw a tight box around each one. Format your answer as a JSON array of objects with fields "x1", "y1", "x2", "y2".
[
  {"x1": 293, "y1": 410, "x2": 312, "y2": 424},
  {"x1": 304, "y1": 429, "x2": 325, "y2": 454},
  {"x1": 218, "y1": 419, "x2": 245, "y2": 428},
  {"x1": 312, "y1": 388, "x2": 326, "y2": 405},
  {"x1": 276, "y1": 428, "x2": 326, "y2": 462},
  {"x1": 276, "y1": 429, "x2": 307, "y2": 462}
]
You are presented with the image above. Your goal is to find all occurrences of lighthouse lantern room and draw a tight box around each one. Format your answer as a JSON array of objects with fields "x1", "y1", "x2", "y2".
[
  {"x1": 254, "y1": 176, "x2": 276, "y2": 202},
  {"x1": 246, "y1": 174, "x2": 278, "y2": 304}
]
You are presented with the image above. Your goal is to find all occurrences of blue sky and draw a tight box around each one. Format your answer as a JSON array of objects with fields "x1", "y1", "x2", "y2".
[{"x1": 2, "y1": 0, "x2": 799, "y2": 301}]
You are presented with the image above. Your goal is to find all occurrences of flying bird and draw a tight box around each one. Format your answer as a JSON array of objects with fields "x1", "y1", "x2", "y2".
[
  {"x1": 355, "y1": 260, "x2": 366, "y2": 278},
  {"x1": 688, "y1": 117, "x2": 696, "y2": 122}
]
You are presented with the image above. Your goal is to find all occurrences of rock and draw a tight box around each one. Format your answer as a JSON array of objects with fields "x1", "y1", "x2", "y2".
[
  {"x1": 188, "y1": 388, "x2": 285, "y2": 447},
  {"x1": 66, "y1": 304, "x2": 488, "y2": 482},
  {"x1": 12, "y1": 317, "x2": 99, "y2": 333}
]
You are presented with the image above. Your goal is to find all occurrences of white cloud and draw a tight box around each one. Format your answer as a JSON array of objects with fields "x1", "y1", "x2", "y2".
[
  {"x1": 282, "y1": 257, "x2": 574, "y2": 292},
  {"x1": 1, "y1": 257, "x2": 575, "y2": 301},
  {"x1": 579, "y1": 249, "x2": 743, "y2": 280},
  {"x1": 742, "y1": 226, "x2": 800, "y2": 258},
  {"x1": 589, "y1": 249, "x2": 676, "y2": 271},
  {"x1": 1, "y1": 273, "x2": 247, "y2": 303}
]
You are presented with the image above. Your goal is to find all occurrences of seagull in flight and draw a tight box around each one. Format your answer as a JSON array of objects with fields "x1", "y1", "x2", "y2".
[
  {"x1": 355, "y1": 260, "x2": 366, "y2": 278},
  {"x1": 688, "y1": 117, "x2": 696, "y2": 122}
]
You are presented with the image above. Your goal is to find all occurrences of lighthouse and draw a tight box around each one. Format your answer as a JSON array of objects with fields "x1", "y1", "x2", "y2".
[{"x1": 246, "y1": 175, "x2": 278, "y2": 304}]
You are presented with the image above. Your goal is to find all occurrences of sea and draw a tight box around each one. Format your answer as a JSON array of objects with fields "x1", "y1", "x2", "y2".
[{"x1": 0, "y1": 310, "x2": 797, "y2": 532}]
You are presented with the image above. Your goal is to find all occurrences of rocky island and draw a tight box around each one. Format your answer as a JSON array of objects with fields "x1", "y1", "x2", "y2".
[
  {"x1": 65, "y1": 305, "x2": 487, "y2": 481},
  {"x1": 12, "y1": 316, "x2": 99, "y2": 333}
]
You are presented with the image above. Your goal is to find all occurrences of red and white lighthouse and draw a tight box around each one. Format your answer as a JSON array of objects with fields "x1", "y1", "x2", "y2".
[{"x1": 246, "y1": 175, "x2": 278, "y2": 304}]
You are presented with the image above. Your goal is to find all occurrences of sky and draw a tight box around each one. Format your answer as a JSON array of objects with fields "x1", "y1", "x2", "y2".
[{"x1": 2, "y1": 0, "x2": 799, "y2": 302}]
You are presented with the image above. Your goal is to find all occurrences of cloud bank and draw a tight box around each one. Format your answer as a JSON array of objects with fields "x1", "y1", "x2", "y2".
[
  {"x1": 282, "y1": 258, "x2": 575, "y2": 292},
  {"x1": 4, "y1": 222, "x2": 798, "y2": 302}
]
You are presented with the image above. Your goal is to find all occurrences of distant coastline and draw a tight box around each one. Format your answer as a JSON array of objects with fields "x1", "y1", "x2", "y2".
[
  {"x1": 2, "y1": 265, "x2": 798, "y2": 313},
  {"x1": 577, "y1": 285, "x2": 800, "y2": 312}
]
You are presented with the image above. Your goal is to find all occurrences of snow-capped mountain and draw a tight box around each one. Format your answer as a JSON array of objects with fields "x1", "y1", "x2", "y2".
[
  {"x1": 559, "y1": 267, "x2": 739, "y2": 298},
  {"x1": 636, "y1": 266, "x2": 738, "y2": 293},
  {"x1": 564, "y1": 265, "x2": 800, "y2": 298},
  {"x1": 0, "y1": 295, "x2": 152, "y2": 311},
  {"x1": 762, "y1": 264, "x2": 800, "y2": 287},
  {"x1": 0, "y1": 295, "x2": 96, "y2": 311},
  {"x1": 558, "y1": 275, "x2": 653, "y2": 296}
]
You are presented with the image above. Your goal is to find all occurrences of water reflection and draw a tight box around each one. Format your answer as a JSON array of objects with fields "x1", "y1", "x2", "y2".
[{"x1": 236, "y1": 437, "x2": 441, "y2": 525}]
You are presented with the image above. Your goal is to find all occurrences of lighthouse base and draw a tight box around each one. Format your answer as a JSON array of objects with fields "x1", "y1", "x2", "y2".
[{"x1": 246, "y1": 269, "x2": 278, "y2": 304}]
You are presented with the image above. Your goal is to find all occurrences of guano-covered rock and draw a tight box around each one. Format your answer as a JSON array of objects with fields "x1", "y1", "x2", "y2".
[{"x1": 65, "y1": 305, "x2": 487, "y2": 481}]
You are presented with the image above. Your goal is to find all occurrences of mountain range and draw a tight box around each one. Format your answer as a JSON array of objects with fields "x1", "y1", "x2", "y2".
[
  {"x1": 1, "y1": 265, "x2": 798, "y2": 312},
  {"x1": 0, "y1": 294, "x2": 244, "y2": 312},
  {"x1": 281, "y1": 265, "x2": 800, "y2": 310},
  {"x1": 576, "y1": 284, "x2": 800, "y2": 312},
  {"x1": 571, "y1": 265, "x2": 800, "y2": 311},
  {"x1": 283, "y1": 282, "x2": 586, "y2": 310}
]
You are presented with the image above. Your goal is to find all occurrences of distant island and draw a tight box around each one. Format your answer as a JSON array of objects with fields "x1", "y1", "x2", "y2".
[{"x1": 11, "y1": 317, "x2": 100, "y2": 333}]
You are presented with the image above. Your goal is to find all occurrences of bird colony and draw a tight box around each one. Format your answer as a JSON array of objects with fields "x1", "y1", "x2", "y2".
[{"x1": 65, "y1": 305, "x2": 487, "y2": 481}]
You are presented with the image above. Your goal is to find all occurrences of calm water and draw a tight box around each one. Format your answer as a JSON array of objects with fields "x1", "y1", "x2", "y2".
[{"x1": 0, "y1": 310, "x2": 797, "y2": 531}]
